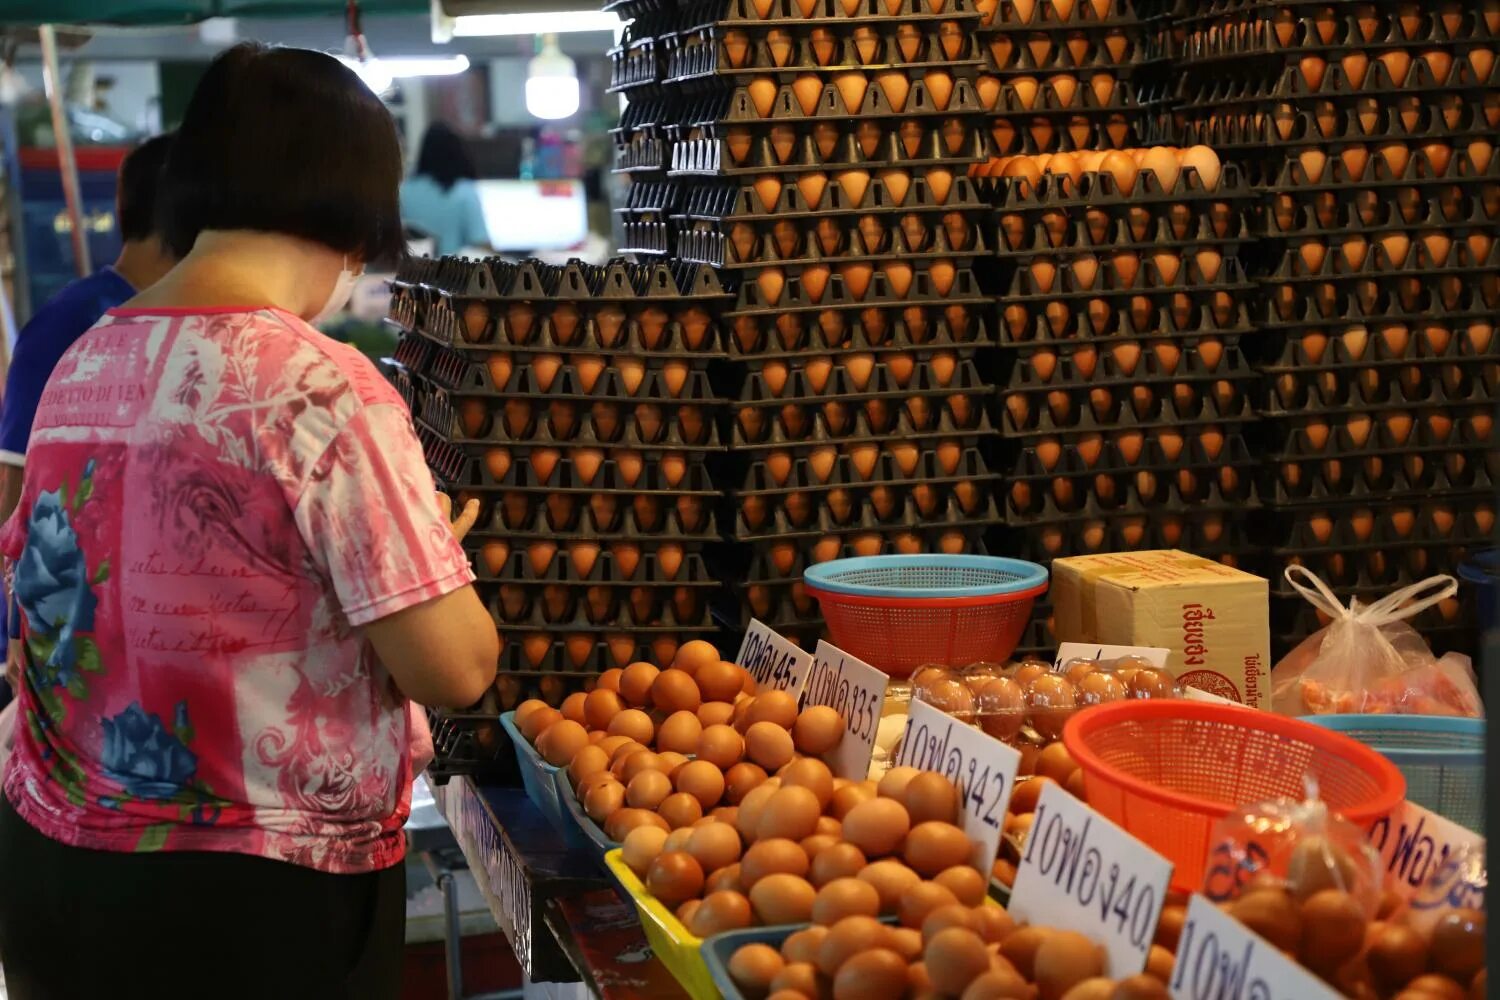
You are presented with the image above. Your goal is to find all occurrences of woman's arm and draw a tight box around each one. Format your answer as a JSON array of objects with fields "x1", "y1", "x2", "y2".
[{"x1": 364, "y1": 495, "x2": 497, "y2": 708}]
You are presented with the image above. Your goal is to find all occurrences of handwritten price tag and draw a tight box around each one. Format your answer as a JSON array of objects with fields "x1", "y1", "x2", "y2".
[
  {"x1": 799, "y1": 640, "x2": 889, "y2": 781},
  {"x1": 1054, "y1": 641, "x2": 1170, "y2": 671},
  {"x1": 1011, "y1": 782, "x2": 1174, "y2": 976},
  {"x1": 1366, "y1": 801, "x2": 1483, "y2": 901},
  {"x1": 894, "y1": 698, "x2": 1020, "y2": 870},
  {"x1": 735, "y1": 618, "x2": 814, "y2": 696},
  {"x1": 1170, "y1": 895, "x2": 1341, "y2": 1000}
]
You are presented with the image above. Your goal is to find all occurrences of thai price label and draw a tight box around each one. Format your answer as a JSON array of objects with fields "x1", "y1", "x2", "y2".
[
  {"x1": 735, "y1": 618, "x2": 814, "y2": 695},
  {"x1": 1366, "y1": 801, "x2": 1483, "y2": 901},
  {"x1": 1170, "y1": 895, "x2": 1341, "y2": 1000},
  {"x1": 1054, "y1": 642, "x2": 1170, "y2": 671},
  {"x1": 894, "y1": 698, "x2": 1020, "y2": 870},
  {"x1": 1011, "y1": 782, "x2": 1174, "y2": 976},
  {"x1": 799, "y1": 640, "x2": 889, "y2": 781}
]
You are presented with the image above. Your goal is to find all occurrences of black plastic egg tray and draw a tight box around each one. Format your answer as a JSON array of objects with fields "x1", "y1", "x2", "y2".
[
  {"x1": 1258, "y1": 451, "x2": 1494, "y2": 508},
  {"x1": 1266, "y1": 320, "x2": 1500, "y2": 371},
  {"x1": 1150, "y1": 93, "x2": 1496, "y2": 152},
  {"x1": 733, "y1": 483, "x2": 1001, "y2": 541},
  {"x1": 1002, "y1": 425, "x2": 1256, "y2": 482},
  {"x1": 732, "y1": 388, "x2": 993, "y2": 450},
  {"x1": 735, "y1": 439, "x2": 991, "y2": 493},
  {"x1": 461, "y1": 490, "x2": 719, "y2": 543},
  {"x1": 726, "y1": 255, "x2": 988, "y2": 314},
  {"x1": 997, "y1": 366, "x2": 1258, "y2": 437},
  {"x1": 997, "y1": 502, "x2": 1254, "y2": 562},
  {"x1": 469, "y1": 541, "x2": 717, "y2": 587},
  {"x1": 390, "y1": 256, "x2": 730, "y2": 357},
  {"x1": 413, "y1": 381, "x2": 722, "y2": 453},
  {"x1": 497, "y1": 634, "x2": 719, "y2": 676},
  {"x1": 1270, "y1": 499, "x2": 1495, "y2": 556},
  {"x1": 1266, "y1": 404, "x2": 1494, "y2": 460},
  {"x1": 665, "y1": 111, "x2": 991, "y2": 174},
  {"x1": 661, "y1": 19, "x2": 985, "y2": 82},
  {"x1": 727, "y1": 304, "x2": 988, "y2": 358}
]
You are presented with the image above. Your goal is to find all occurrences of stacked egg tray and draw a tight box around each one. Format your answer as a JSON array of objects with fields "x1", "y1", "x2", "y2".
[
  {"x1": 1158, "y1": 0, "x2": 1500, "y2": 656},
  {"x1": 973, "y1": 152, "x2": 1265, "y2": 656},
  {"x1": 972, "y1": 0, "x2": 1168, "y2": 162},
  {"x1": 604, "y1": 0, "x2": 1005, "y2": 643},
  {"x1": 384, "y1": 256, "x2": 732, "y2": 703},
  {"x1": 609, "y1": 0, "x2": 996, "y2": 257}
]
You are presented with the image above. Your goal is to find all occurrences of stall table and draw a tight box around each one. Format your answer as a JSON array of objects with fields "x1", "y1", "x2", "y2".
[{"x1": 433, "y1": 777, "x2": 690, "y2": 999}]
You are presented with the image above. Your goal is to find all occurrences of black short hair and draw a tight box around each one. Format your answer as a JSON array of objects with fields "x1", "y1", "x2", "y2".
[
  {"x1": 117, "y1": 133, "x2": 172, "y2": 243},
  {"x1": 415, "y1": 123, "x2": 477, "y2": 192},
  {"x1": 158, "y1": 43, "x2": 405, "y2": 265}
]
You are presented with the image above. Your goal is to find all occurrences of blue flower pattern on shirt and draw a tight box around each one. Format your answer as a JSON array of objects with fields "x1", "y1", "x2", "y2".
[
  {"x1": 14, "y1": 479, "x2": 98, "y2": 690},
  {"x1": 100, "y1": 702, "x2": 200, "y2": 801}
]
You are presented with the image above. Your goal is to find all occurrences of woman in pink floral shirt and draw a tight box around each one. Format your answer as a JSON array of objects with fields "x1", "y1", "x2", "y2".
[{"x1": 0, "y1": 44, "x2": 498, "y2": 998}]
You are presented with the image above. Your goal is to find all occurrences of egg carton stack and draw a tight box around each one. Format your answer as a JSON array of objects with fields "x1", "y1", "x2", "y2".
[
  {"x1": 606, "y1": 0, "x2": 1005, "y2": 647},
  {"x1": 385, "y1": 256, "x2": 731, "y2": 708},
  {"x1": 976, "y1": 148, "x2": 1264, "y2": 657},
  {"x1": 1159, "y1": 0, "x2": 1499, "y2": 657},
  {"x1": 970, "y1": 0, "x2": 1168, "y2": 172}
]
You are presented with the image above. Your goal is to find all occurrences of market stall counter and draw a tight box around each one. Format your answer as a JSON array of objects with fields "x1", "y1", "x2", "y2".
[{"x1": 431, "y1": 776, "x2": 691, "y2": 999}]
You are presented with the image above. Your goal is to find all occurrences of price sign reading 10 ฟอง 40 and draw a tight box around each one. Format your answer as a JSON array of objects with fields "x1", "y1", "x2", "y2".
[
  {"x1": 734, "y1": 618, "x2": 814, "y2": 696},
  {"x1": 894, "y1": 698, "x2": 1021, "y2": 871},
  {"x1": 1010, "y1": 781, "x2": 1174, "y2": 977}
]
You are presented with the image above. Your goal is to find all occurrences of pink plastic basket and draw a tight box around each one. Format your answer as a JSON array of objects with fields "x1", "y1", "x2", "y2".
[{"x1": 803, "y1": 555, "x2": 1048, "y2": 676}]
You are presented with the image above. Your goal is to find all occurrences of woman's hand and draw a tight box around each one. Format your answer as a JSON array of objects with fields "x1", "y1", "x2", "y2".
[{"x1": 436, "y1": 492, "x2": 481, "y2": 543}]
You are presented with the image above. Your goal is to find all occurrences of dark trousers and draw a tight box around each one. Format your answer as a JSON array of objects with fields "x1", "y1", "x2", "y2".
[{"x1": 0, "y1": 793, "x2": 405, "y2": 999}]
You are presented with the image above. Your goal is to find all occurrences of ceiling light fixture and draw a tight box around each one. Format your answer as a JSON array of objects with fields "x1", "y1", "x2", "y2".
[
  {"x1": 451, "y1": 10, "x2": 621, "y2": 37},
  {"x1": 525, "y1": 33, "x2": 580, "y2": 120}
]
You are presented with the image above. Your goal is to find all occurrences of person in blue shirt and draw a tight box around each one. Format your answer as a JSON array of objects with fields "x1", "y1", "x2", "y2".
[
  {"x1": 0, "y1": 133, "x2": 176, "y2": 706},
  {"x1": 399, "y1": 123, "x2": 493, "y2": 255}
]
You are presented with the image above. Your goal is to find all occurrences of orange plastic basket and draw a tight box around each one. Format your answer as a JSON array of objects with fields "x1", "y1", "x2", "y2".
[
  {"x1": 803, "y1": 555, "x2": 1048, "y2": 676},
  {"x1": 1062, "y1": 700, "x2": 1407, "y2": 893}
]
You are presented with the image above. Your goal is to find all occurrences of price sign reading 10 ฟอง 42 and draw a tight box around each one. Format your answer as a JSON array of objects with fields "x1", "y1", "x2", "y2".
[
  {"x1": 1011, "y1": 781, "x2": 1174, "y2": 977},
  {"x1": 734, "y1": 618, "x2": 814, "y2": 696},
  {"x1": 1170, "y1": 894, "x2": 1342, "y2": 1000},
  {"x1": 799, "y1": 640, "x2": 889, "y2": 781},
  {"x1": 894, "y1": 698, "x2": 1021, "y2": 871}
]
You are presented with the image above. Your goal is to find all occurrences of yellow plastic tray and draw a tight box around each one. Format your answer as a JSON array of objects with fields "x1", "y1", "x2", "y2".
[{"x1": 603, "y1": 849, "x2": 719, "y2": 1000}]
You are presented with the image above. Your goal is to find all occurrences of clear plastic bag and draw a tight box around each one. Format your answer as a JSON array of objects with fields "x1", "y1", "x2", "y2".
[
  {"x1": 1201, "y1": 792, "x2": 1386, "y2": 983},
  {"x1": 1270, "y1": 568, "x2": 1481, "y2": 717}
]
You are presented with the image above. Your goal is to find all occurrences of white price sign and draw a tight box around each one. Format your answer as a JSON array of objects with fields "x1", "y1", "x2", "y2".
[
  {"x1": 735, "y1": 618, "x2": 814, "y2": 695},
  {"x1": 1366, "y1": 801, "x2": 1483, "y2": 900},
  {"x1": 799, "y1": 640, "x2": 889, "y2": 781},
  {"x1": 894, "y1": 698, "x2": 1020, "y2": 870},
  {"x1": 1170, "y1": 895, "x2": 1341, "y2": 1000},
  {"x1": 1011, "y1": 782, "x2": 1174, "y2": 976},
  {"x1": 1054, "y1": 642, "x2": 1170, "y2": 671}
]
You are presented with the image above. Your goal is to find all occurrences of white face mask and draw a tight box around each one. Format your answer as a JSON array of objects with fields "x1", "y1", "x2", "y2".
[{"x1": 309, "y1": 256, "x2": 361, "y2": 325}]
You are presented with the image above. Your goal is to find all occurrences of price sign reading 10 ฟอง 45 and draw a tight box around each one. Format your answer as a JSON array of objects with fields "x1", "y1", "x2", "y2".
[
  {"x1": 1010, "y1": 781, "x2": 1174, "y2": 977},
  {"x1": 894, "y1": 698, "x2": 1021, "y2": 871},
  {"x1": 734, "y1": 618, "x2": 814, "y2": 696}
]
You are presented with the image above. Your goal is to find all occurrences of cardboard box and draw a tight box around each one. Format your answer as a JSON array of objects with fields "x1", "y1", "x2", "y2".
[{"x1": 1051, "y1": 550, "x2": 1271, "y2": 709}]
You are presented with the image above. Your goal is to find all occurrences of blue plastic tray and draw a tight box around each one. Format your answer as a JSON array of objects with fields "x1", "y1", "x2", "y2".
[
  {"x1": 701, "y1": 926, "x2": 806, "y2": 1000},
  {"x1": 553, "y1": 765, "x2": 620, "y2": 861},
  {"x1": 1301, "y1": 714, "x2": 1484, "y2": 833},
  {"x1": 498, "y1": 711, "x2": 566, "y2": 833}
]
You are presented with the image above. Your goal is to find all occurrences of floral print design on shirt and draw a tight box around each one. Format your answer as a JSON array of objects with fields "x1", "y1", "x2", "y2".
[
  {"x1": 13, "y1": 458, "x2": 106, "y2": 710},
  {"x1": 98, "y1": 701, "x2": 227, "y2": 849}
]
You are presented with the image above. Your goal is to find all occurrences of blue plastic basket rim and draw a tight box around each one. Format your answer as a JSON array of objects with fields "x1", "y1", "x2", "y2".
[
  {"x1": 802, "y1": 554, "x2": 1049, "y2": 598},
  {"x1": 1299, "y1": 714, "x2": 1484, "y2": 767}
]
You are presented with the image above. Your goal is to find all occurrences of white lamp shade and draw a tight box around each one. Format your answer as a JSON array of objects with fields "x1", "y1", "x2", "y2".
[{"x1": 525, "y1": 73, "x2": 580, "y2": 119}]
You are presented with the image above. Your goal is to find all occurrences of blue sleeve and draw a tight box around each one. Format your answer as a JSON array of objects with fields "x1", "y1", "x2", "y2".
[{"x1": 0, "y1": 292, "x2": 109, "y2": 462}]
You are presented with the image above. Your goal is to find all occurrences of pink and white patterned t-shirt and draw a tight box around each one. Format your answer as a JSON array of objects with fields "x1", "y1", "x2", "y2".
[{"x1": 1, "y1": 307, "x2": 474, "y2": 873}]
